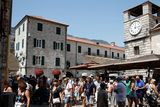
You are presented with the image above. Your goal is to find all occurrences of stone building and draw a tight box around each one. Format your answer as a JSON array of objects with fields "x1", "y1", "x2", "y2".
[
  {"x1": 14, "y1": 15, "x2": 68, "y2": 77},
  {"x1": 66, "y1": 35, "x2": 125, "y2": 77},
  {"x1": 14, "y1": 15, "x2": 125, "y2": 77},
  {"x1": 123, "y1": 1, "x2": 160, "y2": 77}
]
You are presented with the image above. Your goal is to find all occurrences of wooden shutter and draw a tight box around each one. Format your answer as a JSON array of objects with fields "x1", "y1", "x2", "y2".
[
  {"x1": 42, "y1": 40, "x2": 45, "y2": 48},
  {"x1": 33, "y1": 55, "x2": 36, "y2": 65},
  {"x1": 41, "y1": 56, "x2": 45, "y2": 65},
  {"x1": 34, "y1": 38, "x2": 36, "y2": 47}
]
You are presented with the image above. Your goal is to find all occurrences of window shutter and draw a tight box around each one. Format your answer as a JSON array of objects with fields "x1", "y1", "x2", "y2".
[
  {"x1": 41, "y1": 56, "x2": 45, "y2": 65},
  {"x1": 42, "y1": 40, "x2": 45, "y2": 48},
  {"x1": 61, "y1": 43, "x2": 63, "y2": 51},
  {"x1": 33, "y1": 55, "x2": 36, "y2": 65},
  {"x1": 53, "y1": 42, "x2": 56, "y2": 50},
  {"x1": 34, "y1": 38, "x2": 36, "y2": 47}
]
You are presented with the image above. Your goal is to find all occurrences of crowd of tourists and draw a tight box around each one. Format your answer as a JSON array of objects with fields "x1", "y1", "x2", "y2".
[{"x1": 2, "y1": 73, "x2": 160, "y2": 107}]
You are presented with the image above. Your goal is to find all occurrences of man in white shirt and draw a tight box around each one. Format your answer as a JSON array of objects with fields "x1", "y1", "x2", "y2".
[{"x1": 64, "y1": 78, "x2": 73, "y2": 107}]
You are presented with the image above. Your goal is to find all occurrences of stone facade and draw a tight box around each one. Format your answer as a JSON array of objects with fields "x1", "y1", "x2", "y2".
[
  {"x1": 66, "y1": 36, "x2": 125, "y2": 77},
  {"x1": 14, "y1": 15, "x2": 68, "y2": 77},
  {"x1": 123, "y1": 1, "x2": 160, "y2": 78},
  {"x1": 124, "y1": 2, "x2": 160, "y2": 59}
]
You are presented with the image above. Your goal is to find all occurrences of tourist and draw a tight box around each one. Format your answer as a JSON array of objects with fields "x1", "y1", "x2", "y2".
[
  {"x1": 128, "y1": 77, "x2": 138, "y2": 107},
  {"x1": 107, "y1": 79, "x2": 114, "y2": 106},
  {"x1": 15, "y1": 79, "x2": 30, "y2": 107},
  {"x1": 135, "y1": 76, "x2": 145, "y2": 107},
  {"x1": 84, "y1": 76, "x2": 96, "y2": 107},
  {"x1": 94, "y1": 74, "x2": 100, "y2": 103},
  {"x1": 3, "y1": 80, "x2": 13, "y2": 92},
  {"x1": 64, "y1": 78, "x2": 73, "y2": 107},
  {"x1": 114, "y1": 76, "x2": 126, "y2": 107},
  {"x1": 79, "y1": 75, "x2": 87, "y2": 107},
  {"x1": 97, "y1": 82, "x2": 108, "y2": 107},
  {"x1": 48, "y1": 79, "x2": 62, "y2": 107},
  {"x1": 73, "y1": 78, "x2": 80, "y2": 105}
]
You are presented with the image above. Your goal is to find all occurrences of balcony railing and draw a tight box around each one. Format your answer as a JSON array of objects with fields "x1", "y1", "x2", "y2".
[{"x1": 83, "y1": 52, "x2": 125, "y2": 60}]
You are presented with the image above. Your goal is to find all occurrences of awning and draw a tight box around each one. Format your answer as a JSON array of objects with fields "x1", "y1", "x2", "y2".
[
  {"x1": 88, "y1": 54, "x2": 160, "y2": 70},
  {"x1": 52, "y1": 69, "x2": 61, "y2": 75},
  {"x1": 35, "y1": 68, "x2": 43, "y2": 76},
  {"x1": 69, "y1": 61, "x2": 99, "y2": 70}
]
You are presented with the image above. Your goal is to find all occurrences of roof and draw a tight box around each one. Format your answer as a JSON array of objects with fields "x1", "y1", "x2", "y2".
[
  {"x1": 15, "y1": 15, "x2": 69, "y2": 29},
  {"x1": 88, "y1": 54, "x2": 160, "y2": 70},
  {"x1": 67, "y1": 36, "x2": 124, "y2": 52},
  {"x1": 69, "y1": 61, "x2": 99, "y2": 70},
  {"x1": 150, "y1": 23, "x2": 160, "y2": 32},
  {"x1": 124, "y1": 1, "x2": 160, "y2": 17}
]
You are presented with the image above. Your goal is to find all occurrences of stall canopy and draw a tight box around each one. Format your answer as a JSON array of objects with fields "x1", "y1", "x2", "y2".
[
  {"x1": 69, "y1": 61, "x2": 99, "y2": 70},
  {"x1": 89, "y1": 54, "x2": 160, "y2": 70}
]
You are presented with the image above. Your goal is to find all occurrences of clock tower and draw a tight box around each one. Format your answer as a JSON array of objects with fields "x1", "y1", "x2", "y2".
[{"x1": 123, "y1": 1, "x2": 160, "y2": 59}]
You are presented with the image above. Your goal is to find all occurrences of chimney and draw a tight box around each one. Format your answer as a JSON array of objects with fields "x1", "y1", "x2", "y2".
[{"x1": 111, "y1": 42, "x2": 115, "y2": 46}]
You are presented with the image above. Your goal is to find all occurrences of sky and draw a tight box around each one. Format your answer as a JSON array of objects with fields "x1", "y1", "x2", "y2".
[{"x1": 12, "y1": 0, "x2": 160, "y2": 47}]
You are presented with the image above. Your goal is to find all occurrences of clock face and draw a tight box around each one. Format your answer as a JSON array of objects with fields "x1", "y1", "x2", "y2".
[{"x1": 129, "y1": 20, "x2": 142, "y2": 36}]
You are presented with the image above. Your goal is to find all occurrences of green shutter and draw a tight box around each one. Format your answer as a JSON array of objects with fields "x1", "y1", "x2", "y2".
[
  {"x1": 42, "y1": 40, "x2": 45, "y2": 48},
  {"x1": 33, "y1": 55, "x2": 36, "y2": 65},
  {"x1": 34, "y1": 38, "x2": 36, "y2": 47},
  {"x1": 61, "y1": 43, "x2": 63, "y2": 50},
  {"x1": 41, "y1": 56, "x2": 45, "y2": 65}
]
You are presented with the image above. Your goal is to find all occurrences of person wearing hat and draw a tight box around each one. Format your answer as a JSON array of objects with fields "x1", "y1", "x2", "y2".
[
  {"x1": 97, "y1": 82, "x2": 108, "y2": 107},
  {"x1": 64, "y1": 78, "x2": 72, "y2": 107},
  {"x1": 84, "y1": 76, "x2": 96, "y2": 107}
]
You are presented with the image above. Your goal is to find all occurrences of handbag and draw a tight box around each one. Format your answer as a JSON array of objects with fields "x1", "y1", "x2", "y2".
[
  {"x1": 52, "y1": 98, "x2": 60, "y2": 104},
  {"x1": 14, "y1": 102, "x2": 26, "y2": 107}
]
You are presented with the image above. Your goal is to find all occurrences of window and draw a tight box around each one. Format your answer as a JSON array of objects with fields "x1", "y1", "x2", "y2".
[
  {"x1": 18, "y1": 27, "x2": 20, "y2": 35},
  {"x1": 53, "y1": 42, "x2": 63, "y2": 51},
  {"x1": 22, "y1": 39, "x2": 24, "y2": 48},
  {"x1": 33, "y1": 55, "x2": 45, "y2": 65},
  {"x1": 61, "y1": 43, "x2": 63, "y2": 51},
  {"x1": 37, "y1": 23, "x2": 43, "y2": 31},
  {"x1": 53, "y1": 42, "x2": 57, "y2": 50},
  {"x1": 41, "y1": 56, "x2": 45, "y2": 65},
  {"x1": 78, "y1": 46, "x2": 81, "y2": 53},
  {"x1": 112, "y1": 52, "x2": 114, "y2": 58},
  {"x1": 42, "y1": 40, "x2": 45, "y2": 48},
  {"x1": 97, "y1": 49, "x2": 100, "y2": 56},
  {"x1": 55, "y1": 58, "x2": 60, "y2": 66},
  {"x1": 22, "y1": 23, "x2": 25, "y2": 31},
  {"x1": 16, "y1": 42, "x2": 20, "y2": 51},
  {"x1": 117, "y1": 53, "x2": 119, "y2": 58},
  {"x1": 56, "y1": 27, "x2": 61, "y2": 35},
  {"x1": 67, "y1": 44, "x2": 71, "y2": 52},
  {"x1": 66, "y1": 61, "x2": 70, "y2": 69},
  {"x1": 33, "y1": 38, "x2": 45, "y2": 48},
  {"x1": 105, "y1": 51, "x2": 107, "y2": 57},
  {"x1": 88, "y1": 48, "x2": 91, "y2": 55},
  {"x1": 123, "y1": 54, "x2": 125, "y2": 59},
  {"x1": 134, "y1": 46, "x2": 140, "y2": 55}
]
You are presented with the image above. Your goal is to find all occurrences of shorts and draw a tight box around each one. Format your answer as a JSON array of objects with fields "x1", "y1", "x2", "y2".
[
  {"x1": 64, "y1": 97, "x2": 70, "y2": 104},
  {"x1": 86, "y1": 95, "x2": 94, "y2": 105},
  {"x1": 117, "y1": 101, "x2": 125, "y2": 107}
]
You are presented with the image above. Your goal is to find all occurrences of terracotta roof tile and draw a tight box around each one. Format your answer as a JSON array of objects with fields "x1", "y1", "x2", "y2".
[{"x1": 67, "y1": 36, "x2": 124, "y2": 51}]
